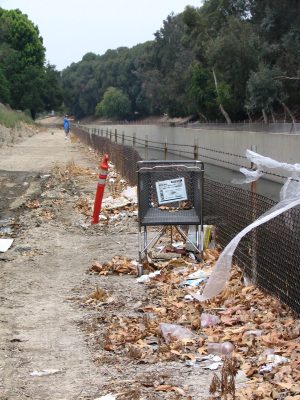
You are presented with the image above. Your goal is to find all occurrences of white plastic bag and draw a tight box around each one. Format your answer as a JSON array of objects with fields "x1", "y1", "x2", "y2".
[{"x1": 194, "y1": 150, "x2": 300, "y2": 301}]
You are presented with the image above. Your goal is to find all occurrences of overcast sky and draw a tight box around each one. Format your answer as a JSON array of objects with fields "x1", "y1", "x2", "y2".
[{"x1": 0, "y1": 0, "x2": 202, "y2": 71}]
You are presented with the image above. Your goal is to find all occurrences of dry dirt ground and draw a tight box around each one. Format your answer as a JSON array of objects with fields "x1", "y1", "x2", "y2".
[{"x1": 0, "y1": 126, "x2": 212, "y2": 400}]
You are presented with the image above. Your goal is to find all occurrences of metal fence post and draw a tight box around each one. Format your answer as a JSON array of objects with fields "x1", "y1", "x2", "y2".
[
  {"x1": 145, "y1": 135, "x2": 148, "y2": 160},
  {"x1": 194, "y1": 138, "x2": 199, "y2": 160},
  {"x1": 164, "y1": 138, "x2": 168, "y2": 160},
  {"x1": 122, "y1": 132, "x2": 125, "y2": 145},
  {"x1": 106, "y1": 128, "x2": 109, "y2": 138},
  {"x1": 133, "y1": 132, "x2": 136, "y2": 147},
  {"x1": 110, "y1": 129, "x2": 112, "y2": 141},
  {"x1": 250, "y1": 144, "x2": 258, "y2": 284},
  {"x1": 115, "y1": 129, "x2": 117, "y2": 143}
]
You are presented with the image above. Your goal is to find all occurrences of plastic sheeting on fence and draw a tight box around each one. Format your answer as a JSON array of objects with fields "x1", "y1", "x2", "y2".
[{"x1": 193, "y1": 150, "x2": 300, "y2": 302}]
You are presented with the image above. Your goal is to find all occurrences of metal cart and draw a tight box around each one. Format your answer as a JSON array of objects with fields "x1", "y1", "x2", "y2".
[{"x1": 137, "y1": 160, "x2": 204, "y2": 272}]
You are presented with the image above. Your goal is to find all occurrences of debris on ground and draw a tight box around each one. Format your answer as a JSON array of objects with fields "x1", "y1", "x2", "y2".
[
  {"x1": 0, "y1": 238, "x2": 14, "y2": 252},
  {"x1": 83, "y1": 239, "x2": 300, "y2": 399},
  {"x1": 2, "y1": 133, "x2": 298, "y2": 399},
  {"x1": 30, "y1": 369, "x2": 63, "y2": 377}
]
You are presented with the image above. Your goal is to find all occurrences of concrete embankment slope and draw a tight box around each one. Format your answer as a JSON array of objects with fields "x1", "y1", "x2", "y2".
[{"x1": 90, "y1": 123, "x2": 300, "y2": 184}]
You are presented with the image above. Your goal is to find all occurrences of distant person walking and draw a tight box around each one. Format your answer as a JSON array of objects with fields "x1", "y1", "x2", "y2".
[{"x1": 63, "y1": 115, "x2": 70, "y2": 139}]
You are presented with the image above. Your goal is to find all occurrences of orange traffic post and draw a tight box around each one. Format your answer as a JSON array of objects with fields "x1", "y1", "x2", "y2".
[{"x1": 91, "y1": 154, "x2": 109, "y2": 225}]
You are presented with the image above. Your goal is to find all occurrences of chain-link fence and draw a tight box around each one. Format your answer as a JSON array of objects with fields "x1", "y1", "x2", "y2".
[
  {"x1": 73, "y1": 127, "x2": 300, "y2": 315},
  {"x1": 72, "y1": 126, "x2": 142, "y2": 185}
]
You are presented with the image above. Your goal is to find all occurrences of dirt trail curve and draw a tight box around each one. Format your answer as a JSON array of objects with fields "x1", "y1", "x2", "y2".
[{"x1": 0, "y1": 128, "x2": 140, "y2": 400}]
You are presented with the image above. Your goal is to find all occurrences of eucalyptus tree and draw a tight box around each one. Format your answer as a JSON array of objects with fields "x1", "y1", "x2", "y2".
[
  {"x1": 95, "y1": 87, "x2": 131, "y2": 120},
  {"x1": 249, "y1": 0, "x2": 300, "y2": 118}
]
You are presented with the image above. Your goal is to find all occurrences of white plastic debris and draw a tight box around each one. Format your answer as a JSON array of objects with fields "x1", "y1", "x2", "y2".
[
  {"x1": 121, "y1": 186, "x2": 137, "y2": 204},
  {"x1": 205, "y1": 362, "x2": 223, "y2": 370},
  {"x1": 232, "y1": 167, "x2": 263, "y2": 184},
  {"x1": 243, "y1": 330, "x2": 262, "y2": 337},
  {"x1": 30, "y1": 369, "x2": 62, "y2": 377},
  {"x1": 94, "y1": 395, "x2": 116, "y2": 400},
  {"x1": 160, "y1": 323, "x2": 196, "y2": 343},
  {"x1": 0, "y1": 239, "x2": 14, "y2": 252},
  {"x1": 201, "y1": 313, "x2": 220, "y2": 328},
  {"x1": 259, "y1": 354, "x2": 289, "y2": 373},
  {"x1": 193, "y1": 150, "x2": 300, "y2": 301},
  {"x1": 187, "y1": 269, "x2": 211, "y2": 279},
  {"x1": 102, "y1": 196, "x2": 131, "y2": 210},
  {"x1": 181, "y1": 278, "x2": 207, "y2": 287},
  {"x1": 136, "y1": 270, "x2": 161, "y2": 283}
]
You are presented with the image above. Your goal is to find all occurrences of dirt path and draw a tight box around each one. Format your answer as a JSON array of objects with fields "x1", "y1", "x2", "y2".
[
  {"x1": 0, "y1": 127, "x2": 212, "y2": 400},
  {"x1": 0, "y1": 129, "x2": 137, "y2": 399}
]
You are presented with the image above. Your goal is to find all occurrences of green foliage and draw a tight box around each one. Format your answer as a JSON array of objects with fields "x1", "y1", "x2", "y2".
[
  {"x1": 188, "y1": 63, "x2": 217, "y2": 118},
  {"x1": 0, "y1": 8, "x2": 62, "y2": 118},
  {"x1": 246, "y1": 64, "x2": 285, "y2": 113},
  {"x1": 0, "y1": 105, "x2": 32, "y2": 128},
  {"x1": 41, "y1": 64, "x2": 63, "y2": 112},
  {"x1": 0, "y1": 67, "x2": 10, "y2": 103},
  {"x1": 95, "y1": 87, "x2": 131, "y2": 119},
  {"x1": 61, "y1": 0, "x2": 300, "y2": 121}
]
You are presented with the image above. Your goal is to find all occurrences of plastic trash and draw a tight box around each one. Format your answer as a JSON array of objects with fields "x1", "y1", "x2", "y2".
[
  {"x1": 30, "y1": 369, "x2": 62, "y2": 377},
  {"x1": 243, "y1": 330, "x2": 262, "y2": 337},
  {"x1": 205, "y1": 361, "x2": 223, "y2": 370},
  {"x1": 193, "y1": 150, "x2": 300, "y2": 302},
  {"x1": 136, "y1": 270, "x2": 161, "y2": 283},
  {"x1": 201, "y1": 313, "x2": 220, "y2": 328},
  {"x1": 186, "y1": 225, "x2": 215, "y2": 251},
  {"x1": 94, "y1": 395, "x2": 116, "y2": 400},
  {"x1": 0, "y1": 239, "x2": 13, "y2": 252},
  {"x1": 121, "y1": 186, "x2": 137, "y2": 204},
  {"x1": 207, "y1": 342, "x2": 234, "y2": 355},
  {"x1": 182, "y1": 278, "x2": 207, "y2": 287},
  {"x1": 259, "y1": 354, "x2": 289, "y2": 373},
  {"x1": 188, "y1": 270, "x2": 211, "y2": 279},
  {"x1": 160, "y1": 323, "x2": 196, "y2": 343}
]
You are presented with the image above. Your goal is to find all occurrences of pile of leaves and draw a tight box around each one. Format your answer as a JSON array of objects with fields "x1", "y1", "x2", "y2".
[
  {"x1": 85, "y1": 249, "x2": 300, "y2": 399},
  {"x1": 90, "y1": 256, "x2": 138, "y2": 275},
  {"x1": 51, "y1": 160, "x2": 96, "y2": 183},
  {"x1": 74, "y1": 196, "x2": 92, "y2": 216},
  {"x1": 25, "y1": 199, "x2": 40, "y2": 209}
]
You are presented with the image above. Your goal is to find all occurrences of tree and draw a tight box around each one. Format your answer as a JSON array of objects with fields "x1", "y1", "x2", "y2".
[
  {"x1": 0, "y1": 66, "x2": 10, "y2": 104},
  {"x1": 188, "y1": 62, "x2": 217, "y2": 120},
  {"x1": 95, "y1": 87, "x2": 131, "y2": 120},
  {"x1": 41, "y1": 64, "x2": 63, "y2": 112},
  {"x1": 0, "y1": 8, "x2": 63, "y2": 118},
  {"x1": 246, "y1": 64, "x2": 285, "y2": 123},
  {"x1": 206, "y1": 17, "x2": 260, "y2": 119}
]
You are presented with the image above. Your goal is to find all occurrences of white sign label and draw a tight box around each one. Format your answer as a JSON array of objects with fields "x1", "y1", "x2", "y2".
[{"x1": 156, "y1": 177, "x2": 187, "y2": 205}]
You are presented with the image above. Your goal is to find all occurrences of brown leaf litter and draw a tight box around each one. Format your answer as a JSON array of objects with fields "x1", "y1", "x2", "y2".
[{"x1": 83, "y1": 248, "x2": 300, "y2": 399}]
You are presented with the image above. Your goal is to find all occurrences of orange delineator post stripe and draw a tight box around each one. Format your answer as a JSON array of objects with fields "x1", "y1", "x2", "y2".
[{"x1": 91, "y1": 154, "x2": 109, "y2": 225}]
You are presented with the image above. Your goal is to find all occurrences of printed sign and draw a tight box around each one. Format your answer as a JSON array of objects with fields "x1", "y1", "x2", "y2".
[{"x1": 156, "y1": 177, "x2": 187, "y2": 205}]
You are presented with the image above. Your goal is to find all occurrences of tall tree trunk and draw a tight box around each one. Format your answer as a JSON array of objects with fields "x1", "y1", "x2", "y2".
[
  {"x1": 271, "y1": 110, "x2": 276, "y2": 123},
  {"x1": 198, "y1": 112, "x2": 208, "y2": 122},
  {"x1": 279, "y1": 100, "x2": 296, "y2": 124},
  {"x1": 212, "y1": 68, "x2": 232, "y2": 124},
  {"x1": 262, "y1": 109, "x2": 268, "y2": 124},
  {"x1": 247, "y1": 111, "x2": 252, "y2": 123}
]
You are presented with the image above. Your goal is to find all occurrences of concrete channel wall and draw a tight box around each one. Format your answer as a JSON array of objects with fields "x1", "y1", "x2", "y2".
[{"x1": 87, "y1": 124, "x2": 300, "y2": 184}]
